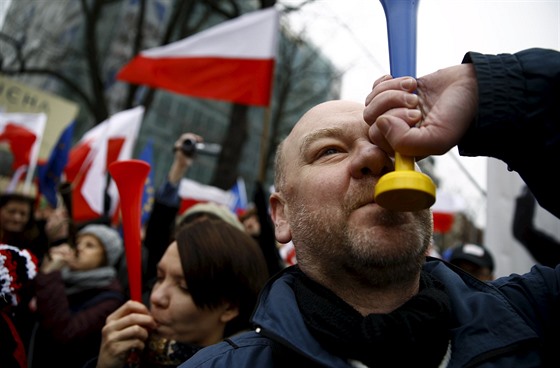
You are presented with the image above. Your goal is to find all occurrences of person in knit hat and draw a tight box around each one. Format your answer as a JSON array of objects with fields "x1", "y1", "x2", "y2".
[
  {"x1": 0, "y1": 244, "x2": 38, "y2": 368},
  {"x1": 77, "y1": 224, "x2": 124, "y2": 267},
  {"x1": 28, "y1": 223, "x2": 125, "y2": 368}
]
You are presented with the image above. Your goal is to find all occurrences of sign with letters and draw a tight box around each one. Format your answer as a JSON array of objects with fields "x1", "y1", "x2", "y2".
[{"x1": 0, "y1": 74, "x2": 79, "y2": 161}]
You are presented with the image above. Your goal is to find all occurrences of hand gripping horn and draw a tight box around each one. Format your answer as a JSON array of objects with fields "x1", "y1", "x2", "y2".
[
  {"x1": 375, "y1": 0, "x2": 436, "y2": 211},
  {"x1": 108, "y1": 159, "x2": 151, "y2": 302}
]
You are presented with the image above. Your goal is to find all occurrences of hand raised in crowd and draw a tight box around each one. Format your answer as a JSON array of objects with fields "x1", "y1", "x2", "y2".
[
  {"x1": 168, "y1": 133, "x2": 204, "y2": 185},
  {"x1": 40, "y1": 243, "x2": 74, "y2": 273},
  {"x1": 96, "y1": 300, "x2": 158, "y2": 368},
  {"x1": 363, "y1": 64, "x2": 478, "y2": 159},
  {"x1": 44, "y1": 206, "x2": 70, "y2": 243}
]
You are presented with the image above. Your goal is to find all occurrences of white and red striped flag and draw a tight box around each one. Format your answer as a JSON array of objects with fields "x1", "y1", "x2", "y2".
[
  {"x1": 0, "y1": 112, "x2": 47, "y2": 193},
  {"x1": 117, "y1": 7, "x2": 279, "y2": 107},
  {"x1": 178, "y1": 178, "x2": 234, "y2": 214},
  {"x1": 64, "y1": 106, "x2": 144, "y2": 222},
  {"x1": 431, "y1": 190, "x2": 466, "y2": 234}
]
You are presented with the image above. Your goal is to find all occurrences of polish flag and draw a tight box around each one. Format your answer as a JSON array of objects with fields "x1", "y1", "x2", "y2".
[
  {"x1": 431, "y1": 190, "x2": 466, "y2": 233},
  {"x1": 117, "y1": 7, "x2": 279, "y2": 107},
  {"x1": 178, "y1": 178, "x2": 234, "y2": 214},
  {"x1": 64, "y1": 106, "x2": 144, "y2": 222},
  {"x1": 0, "y1": 112, "x2": 46, "y2": 172}
]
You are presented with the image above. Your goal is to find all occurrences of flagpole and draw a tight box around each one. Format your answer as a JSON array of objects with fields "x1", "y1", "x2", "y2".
[
  {"x1": 23, "y1": 129, "x2": 44, "y2": 195},
  {"x1": 257, "y1": 106, "x2": 271, "y2": 183}
]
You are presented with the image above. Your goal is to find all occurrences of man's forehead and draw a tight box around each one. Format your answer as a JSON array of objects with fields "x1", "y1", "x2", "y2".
[{"x1": 289, "y1": 100, "x2": 367, "y2": 140}]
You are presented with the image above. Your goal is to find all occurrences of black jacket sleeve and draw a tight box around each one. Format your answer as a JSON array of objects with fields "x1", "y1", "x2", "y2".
[{"x1": 459, "y1": 48, "x2": 560, "y2": 218}]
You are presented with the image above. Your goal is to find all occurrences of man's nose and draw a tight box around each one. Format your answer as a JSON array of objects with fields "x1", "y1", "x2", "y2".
[{"x1": 349, "y1": 142, "x2": 393, "y2": 179}]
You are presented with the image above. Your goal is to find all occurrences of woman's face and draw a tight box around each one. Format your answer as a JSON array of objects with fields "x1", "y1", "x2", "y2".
[
  {"x1": 69, "y1": 234, "x2": 106, "y2": 270},
  {"x1": 0, "y1": 200, "x2": 31, "y2": 233},
  {"x1": 149, "y1": 242, "x2": 238, "y2": 347}
]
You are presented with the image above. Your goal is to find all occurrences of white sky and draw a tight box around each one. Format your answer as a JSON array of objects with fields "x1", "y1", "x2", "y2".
[{"x1": 284, "y1": 0, "x2": 560, "y2": 227}]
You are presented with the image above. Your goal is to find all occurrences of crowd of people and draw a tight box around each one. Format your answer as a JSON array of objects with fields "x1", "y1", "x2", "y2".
[
  {"x1": 1, "y1": 46, "x2": 560, "y2": 367},
  {"x1": 1, "y1": 132, "x2": 283, "y2": 368}
]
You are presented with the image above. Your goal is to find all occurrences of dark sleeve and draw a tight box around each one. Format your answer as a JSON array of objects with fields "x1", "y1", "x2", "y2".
[
  {"x1": 458, "y1": 48, "x2": 560, "y2": 218},
  {"x1": 142, "y1": 199, "x2": 179, "y2": 286},
  {"x1": 34, "y1": 273, "x2": 124, "y2": 342},
  {"x1": 493, "y1": 264, "x2": 560, "y2": 360},
  {"x1": 254, "y1": 181, "x2": 284, "y2": 278},
  {"x1": 512, "y1": 186, "x2": 560, "y2": 267}
]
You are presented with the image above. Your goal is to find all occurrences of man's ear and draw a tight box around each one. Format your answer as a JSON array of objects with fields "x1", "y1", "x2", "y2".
[{"x1": 270, "y1": 192, "x2": 292, "y2": 244}]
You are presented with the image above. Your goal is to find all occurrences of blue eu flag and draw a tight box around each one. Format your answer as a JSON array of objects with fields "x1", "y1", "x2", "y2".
[
  {"x1": 138, "y1": 139, "x2": 155, "y2": 226},
  {"x1": 38, "y1": 121, "x2": 75, "y2": 208}
]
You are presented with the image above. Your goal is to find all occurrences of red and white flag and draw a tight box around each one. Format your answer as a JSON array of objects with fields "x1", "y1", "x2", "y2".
[
  {"x1": 0, "y1": 112, "x2": 47, "y2": 193},
  {"x1": 178, "y1": 178, "x2": 234, "y2": 214},
  {"x1": 117, "y1": 7, "x2": 279, "y2": 107},
  {"x1": 0, "y1": 112, "x2": 46, "y2": 171},
  {"x1": 431, "y1": 189, "x2": 466, "y2": 234},
  {"x1": 64, "y1": 106, "x2": 144, "y2": 222}
]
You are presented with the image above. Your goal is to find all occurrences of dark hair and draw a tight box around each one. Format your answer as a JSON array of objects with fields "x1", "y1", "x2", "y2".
[
  {"x1": 0, "y1": 193, "x2": 35, "y2": 213},
  {"x1": 175, "y1": 218, "x2": 268, "y2": 337},
  {"x1": 0, "y1": 193, "x2": 40, "y2": 248}
]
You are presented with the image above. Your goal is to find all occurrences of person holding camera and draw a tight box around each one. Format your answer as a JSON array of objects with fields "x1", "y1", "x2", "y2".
[{"x1": 141, "y1": 133, "x2": 204, "y2": 297}]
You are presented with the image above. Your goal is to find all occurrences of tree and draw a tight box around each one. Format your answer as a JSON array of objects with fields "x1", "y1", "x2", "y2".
[{"x1": 0, "y1": 0, "x2": 339, "y2": 196}]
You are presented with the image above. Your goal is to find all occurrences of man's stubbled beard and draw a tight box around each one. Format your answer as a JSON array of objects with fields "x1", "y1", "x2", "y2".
[{"x1": 286, "y1": 184, "x2": 432, "y2": 287}]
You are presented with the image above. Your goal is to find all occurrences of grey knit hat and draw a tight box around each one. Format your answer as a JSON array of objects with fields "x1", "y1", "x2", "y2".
[{"x1": 78, "y1": 224, "x2": 123, "y2": 267}]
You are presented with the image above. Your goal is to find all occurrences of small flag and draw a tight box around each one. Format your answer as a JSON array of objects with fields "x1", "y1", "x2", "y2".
[
  {"x1": 178, "y1": 178, "x2": 234, "y2": 214},
  {"x1": 228, "y1": 176, "x2": 248, "y2": 215},
  {"x1": 37, "y1": 121, "x2": 75, "y2": 208},
  {"x1": 64, "y1": 106, "x2": 144, "y2": 222},
  {"x1": 0, "y1": 112, "x2": 46, "y2": 170},
  {"x1": 138, "y1": 139, "x2": 155, "y2": 226}
]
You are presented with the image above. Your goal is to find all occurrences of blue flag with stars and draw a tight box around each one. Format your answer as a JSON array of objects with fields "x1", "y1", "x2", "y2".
[
  {"x1": 38, "y1": 121, "x2": 75, "y2": 208},
  {"x1": 138, "y1": 139, "x2": 155, "y2": 226}
]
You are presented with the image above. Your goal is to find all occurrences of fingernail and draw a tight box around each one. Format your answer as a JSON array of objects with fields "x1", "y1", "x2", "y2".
[
  {"x1": 400, "y1": 77, "x2": 415, "y2": 90},
  {"x1": 405, "y1": 93, "x2": 418, "y2": 106},
  {"x1": 407, "y1": 109, "x2": 422, "y2": 119}
]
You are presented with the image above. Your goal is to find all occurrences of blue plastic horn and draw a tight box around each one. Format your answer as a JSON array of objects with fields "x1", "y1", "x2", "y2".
[{"x1": 374, "y1": 0, "x2": 436, "y2": 212}]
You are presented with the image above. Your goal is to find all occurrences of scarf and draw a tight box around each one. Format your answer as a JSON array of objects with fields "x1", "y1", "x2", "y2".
[
  {"x1": 293, "y1": 267, "x2": 452, "y2": 368},
  {"x1": 124, "y1": 335, "x2": 203, "y2": 368},
  {"x1": 61, "y1": 266, "x2": 116, "y2": 295}
]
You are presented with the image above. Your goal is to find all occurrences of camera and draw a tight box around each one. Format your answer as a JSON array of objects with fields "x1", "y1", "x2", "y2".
[{"x1": 178, "y1": 138, "x2": 222, "y2": 157}]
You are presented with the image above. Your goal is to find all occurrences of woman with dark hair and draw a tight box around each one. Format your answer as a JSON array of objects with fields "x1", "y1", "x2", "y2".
[
  {"x1": 0, "y1": 193, "x2": 45, "y2": 260},
  {"x1": 90, "y1": 218, "x2": 268, "y2": 368}
]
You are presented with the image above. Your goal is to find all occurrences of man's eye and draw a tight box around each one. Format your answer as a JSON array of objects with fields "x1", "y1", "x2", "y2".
[{"x1": 321, "y1": 147, "x2": 339, "y2": 156}]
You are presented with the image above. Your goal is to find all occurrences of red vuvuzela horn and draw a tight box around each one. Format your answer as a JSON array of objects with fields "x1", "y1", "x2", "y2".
[{"x1": 108, "y1": 159, "x2": 151, "y2": 302}]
